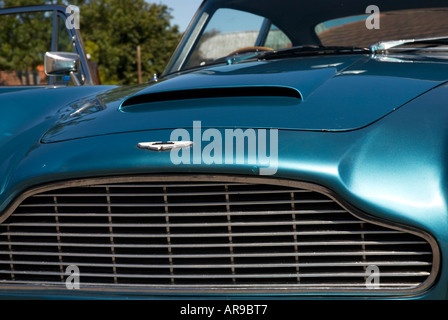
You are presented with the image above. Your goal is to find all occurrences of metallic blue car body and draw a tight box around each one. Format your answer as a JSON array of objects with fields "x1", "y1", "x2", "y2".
[{"x1": 1, "y1": 1, "x2": 448, "y2": 300}]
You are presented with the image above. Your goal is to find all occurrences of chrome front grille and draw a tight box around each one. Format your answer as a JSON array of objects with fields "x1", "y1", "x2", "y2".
[{"x1": 0, "y1": 176, "x2": 438, "y2": 294}]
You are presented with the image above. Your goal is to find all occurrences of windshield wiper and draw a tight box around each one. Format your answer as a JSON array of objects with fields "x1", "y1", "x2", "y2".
[
  {"x1": 370, "y1": 36, "x2": 448, "y2": 54},
  {"x1": 258, "y1": 45, "x2": 370, "y2": 60},
  {"x1": 218, "y1": 45, "x2": 369, "y2": 67}
]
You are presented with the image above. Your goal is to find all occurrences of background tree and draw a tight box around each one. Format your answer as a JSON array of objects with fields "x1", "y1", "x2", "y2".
[
  {"x1": 0, "y1": 0, "x2": 181, "y2": 85},
  {"x1": 72, "y1": 0, "x2": 181, "y2": 85},
  {"x1": 0, "y1": 0, "x2": 54, "y2": 85}
]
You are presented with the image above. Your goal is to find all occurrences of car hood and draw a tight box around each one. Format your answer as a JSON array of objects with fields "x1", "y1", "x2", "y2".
[{"x1": 42, "y1": 54, "x2": 448, "y2": 143}]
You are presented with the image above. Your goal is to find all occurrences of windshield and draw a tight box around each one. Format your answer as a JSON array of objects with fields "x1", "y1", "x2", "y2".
[{"x1": 164, "y1": 0, "x2": 448, "y2": 75}]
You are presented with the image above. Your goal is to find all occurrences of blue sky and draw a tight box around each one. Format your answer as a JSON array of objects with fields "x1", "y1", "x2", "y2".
[{"x1": 154, "y1": 0, "x2": 204, "y2": 31}]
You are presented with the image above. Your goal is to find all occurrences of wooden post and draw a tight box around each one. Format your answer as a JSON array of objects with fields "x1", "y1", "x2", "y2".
[{"x1": 137, "y1": 45, "x2": 142, "y2": 84}]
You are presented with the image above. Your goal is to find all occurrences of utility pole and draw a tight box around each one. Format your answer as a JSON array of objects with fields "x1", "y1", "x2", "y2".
[{"x1": 137, "y1": 45, "x2": 142, "y2": 84}]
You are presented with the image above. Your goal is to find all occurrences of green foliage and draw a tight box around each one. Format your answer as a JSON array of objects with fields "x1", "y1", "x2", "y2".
[
  {"x1": 0, "y1": 0, "x2": 182, "y2": 85},
  {"x1": 0, "y1": 1, "x2": 53, "y2": 71},
  {"x1": 0, "y1": 3, "x2": 55, "y2": 85},
  {"x1": 72, "y1": 0, "x2": 181, "y2": 85}
]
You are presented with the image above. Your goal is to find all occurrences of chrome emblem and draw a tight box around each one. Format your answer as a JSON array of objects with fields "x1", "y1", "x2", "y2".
[{"x1": 137, "y1": 141, "x2": 193, "y2": 152}]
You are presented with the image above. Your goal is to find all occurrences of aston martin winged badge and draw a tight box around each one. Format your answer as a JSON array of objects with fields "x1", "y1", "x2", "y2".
[{"x1": 137, "y1": 141, "x2": 193, "y2": 152}]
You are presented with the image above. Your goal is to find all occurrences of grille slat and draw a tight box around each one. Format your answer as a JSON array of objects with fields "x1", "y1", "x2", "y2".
[
  {"x1": 0, "y1": 260, "x2": 433, "y2": 269},
  {"x1": 0, "y1": 270, "x2": 432, "y2": 279},
  {"x1": 34, "y1": 189, "x2": 313, "y2": 197},
  {"x1": 10, "y1": 209, "x2": 349, "y2": 217},
  {"x1": 19, "y1": 199, "x2": 334, "y2": 208},
  {"x1": 0, "y1": 230, "x2": 405, "y2": 238},
  {"x1": 1, "y1": 220, "x2": 367, "y2": 228},
  {"x1": 0, "y1": 250, "x2": 432, "y2": 258},
  {"x1": 3, "y1": 280, "x2": 426, "y2": 289},
  {"x1": 0, "y1": 240, "x2": 428, "y2": 248},
  {"x1": 0, "y1": 176, "x2": 438, "y2": 294}
]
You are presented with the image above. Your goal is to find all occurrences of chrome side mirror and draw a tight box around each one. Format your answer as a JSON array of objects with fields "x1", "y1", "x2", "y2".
[{"x1": 44, "y1": 52, "x2": 81, "y2": 86}]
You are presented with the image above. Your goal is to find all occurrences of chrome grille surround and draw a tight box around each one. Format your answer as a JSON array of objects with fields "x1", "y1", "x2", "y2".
[{"x1": 0, "y1": 175, "x2": 439, "y2": 296}]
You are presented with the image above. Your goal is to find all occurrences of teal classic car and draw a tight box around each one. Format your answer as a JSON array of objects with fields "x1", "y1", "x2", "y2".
[{"x1": 0, "y1": 0, "x2": 448, "y2": 299}]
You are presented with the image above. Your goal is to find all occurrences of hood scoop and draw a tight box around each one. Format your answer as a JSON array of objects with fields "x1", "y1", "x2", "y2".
[{"x1": 120, "y1": 86, "x2": 302, "y2": 109}]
